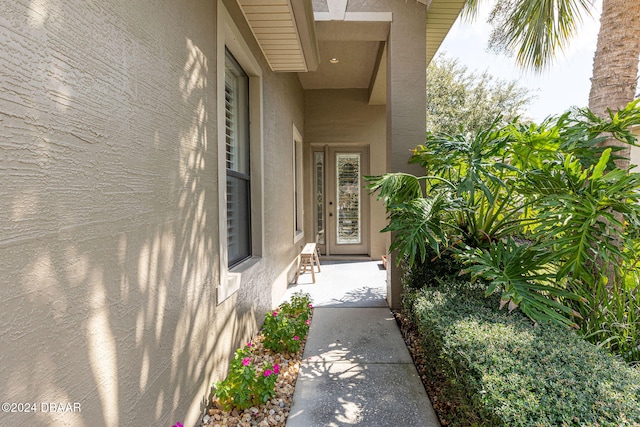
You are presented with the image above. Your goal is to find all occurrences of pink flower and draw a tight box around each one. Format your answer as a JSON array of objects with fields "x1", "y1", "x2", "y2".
[
  {"x1": 305, "y1": 319, "x2": 311, "y2": 325},
  {"x1": 272, "y1": 311, "x2": 278, "y2": 317},
  {"x1": 293, "y1": 336, "x2": 299, "y2": 341},
  {"x1": 273, "y1": 364, "x2": 280, "y2": 374},
  {"x1": 242, "y1": 357, "x2": 251, "y2": 366},
  {"x1": 172, "y1": 423, "x2": 183, "y2": 427},
  {"x1": 263, "y1": 369, "x2": 272, "y2": 377},
  {"x1": 308, "y1": 303, "x2": 313, "y2": 308},
  {"x1": 246, "y1": 342, "x2": 252, "y2": 347}
]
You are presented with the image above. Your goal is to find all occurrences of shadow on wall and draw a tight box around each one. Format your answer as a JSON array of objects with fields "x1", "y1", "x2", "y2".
[{"x1": 0, "y1": 2, "x2": 258, "y2": 426}]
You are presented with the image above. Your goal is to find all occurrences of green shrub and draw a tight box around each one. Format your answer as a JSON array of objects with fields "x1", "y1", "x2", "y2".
[
  {"x1": 406, "y1": 281, "x2": 640, "y2": 426},
  {"x1": 214, "y1": 292, "x2": 313, "y2": 411},
  {"x1": 262, "y1": 291, "x2": 312, "y2": 354},
  {"x1": 214, "y1": 345, "x2": 280, "y2": 411},
  {"x1": 403, "y1": 247, "x2": 466, "y2": 290}
]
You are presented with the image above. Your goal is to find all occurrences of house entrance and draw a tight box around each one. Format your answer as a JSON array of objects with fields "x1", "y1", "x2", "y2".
[{"x1": 313, "y1": 146, "x2": 370, "y2": 255}]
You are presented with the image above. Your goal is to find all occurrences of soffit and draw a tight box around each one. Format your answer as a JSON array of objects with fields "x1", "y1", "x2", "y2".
[
  {"x1": 237, "y1": 0, "x2": 463, "y2": 96},
  {"x1": 236, "y1": 0, "x2": 320, "y2": 72},
  {"x1": 286, "y1": 0, "x2": 464, "y2": 67},
  {"x1": 426, "y1": 0, "x2": 466, "y2": 65},
  {"x1": 298, "y1": 40, "x2": 380, "y2": 89},
  {"x1": 297, "y1": 20, "x2": 389, "y2": 91}
]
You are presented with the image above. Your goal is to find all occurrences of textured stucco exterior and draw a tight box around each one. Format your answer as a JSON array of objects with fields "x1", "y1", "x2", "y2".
[
  {"x1": 1, "y1": 0, "x2": 438, "y2": 425},
  {"x1": 384, "y1": 0, "x2": 428, "y2": 309},
  {"x1": 1, "y1": 0, "x2": 303, "y2": 425}
]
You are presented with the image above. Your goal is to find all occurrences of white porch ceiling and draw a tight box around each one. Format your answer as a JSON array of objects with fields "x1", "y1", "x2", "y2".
[
  {"x1": 236, "y1": 0, "x2": 465, "y2": 100},
  {"x1": 297, "y1": 20, "x2": 389, "y2": 91}
]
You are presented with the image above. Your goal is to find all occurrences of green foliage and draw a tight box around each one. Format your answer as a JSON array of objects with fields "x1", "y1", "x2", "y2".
[
  {"x1": 214, "y1": 292, "x2": 313, "y2": 411},
  {"x1": 402, "y1": 247, "x2": 466, "y2": 290},
  {"x1": 411, "y1": 118, "x2": 526, "y2": 248},
  {"x1": 368, "y1": 117, "x2": 531, "y2": 266},
  {"x1": 461, "y1": 237, "x2": 584, "y2": 328},
  {"x1": 367, "y1": 99, "x2": 640, "y2": 345},
  {"x1": 579, "y1": 279, "x2": 640, "y2": 366},
  {"x1": 214, "y1": 345, "x2": 280, "y2": 411},
  {"x1": 279, "y1": 291, "x2": 314, "y2": 317},
  {"x1": 426, "y1": 55, "x2": 532, "y2": 135},
  {"x1": 262, "y1": 292, "x2": 313, "y2": 354},
  {"x1": 527, "y1": 148, "x2": 640, "y2": 287},
  {"x1": 405, "y1": 282, "x2": 640, "y2": 426},
  {"x1": 474, "y1": 0, "x2": 595, "y2": 70}
]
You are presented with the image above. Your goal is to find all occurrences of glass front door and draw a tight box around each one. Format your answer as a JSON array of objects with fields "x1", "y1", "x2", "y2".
[
  {"x1": 313, "y1": 146, "x2": 369, "y2": 255},
  {"x1": 336, "y1": 153, "x2": 361, "y2": 245}
]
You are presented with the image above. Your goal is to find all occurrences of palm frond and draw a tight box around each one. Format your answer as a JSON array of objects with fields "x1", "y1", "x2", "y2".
[{"x1": 495, "y1": 0, "x2": 595, "y2": 71}]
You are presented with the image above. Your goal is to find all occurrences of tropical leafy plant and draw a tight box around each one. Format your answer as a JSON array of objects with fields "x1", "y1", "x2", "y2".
[
  {"x1": 525, "y1": 148, "x2": 640, "y2": 287},
  {"x1": 367, "y1": 118, "x2": 529, "y2": 264},
  {"x1": 460, "y1": 237, "x2": 584, "y2": 328},
  {"x1": 367, "y1": 100, "x2": 640, "y2": 335},
  {"x1": 411, "y1": 120, "x2": 527, "y2": 248}
]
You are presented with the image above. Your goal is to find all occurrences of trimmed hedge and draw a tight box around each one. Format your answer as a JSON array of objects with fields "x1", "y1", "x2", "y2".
[{"x1": 405, "y1": 281, "x2": 640, "y2": 426}]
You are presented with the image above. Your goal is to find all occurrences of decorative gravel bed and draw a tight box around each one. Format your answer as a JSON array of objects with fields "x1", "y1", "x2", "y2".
[
  {"x1": 198, "y1": 305, "x2": 431, "y2": 427},
  {"x1": 199, "y1": 330, "x2": 308, "y2": 427}
]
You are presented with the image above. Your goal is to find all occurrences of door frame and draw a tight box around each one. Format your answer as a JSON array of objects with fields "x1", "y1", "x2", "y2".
[{"x1": 310, "y1": 143, "x2": 370, "y2": 256}]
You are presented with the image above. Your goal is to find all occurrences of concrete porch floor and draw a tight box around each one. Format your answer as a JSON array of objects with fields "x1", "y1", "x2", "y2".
[{"x1": 281, "y1": 260, "x2": 440, "y2": 427}]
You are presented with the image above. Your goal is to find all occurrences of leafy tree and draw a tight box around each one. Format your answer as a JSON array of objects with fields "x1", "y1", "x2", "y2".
[
  {"x1": 426, "y1": 55, "x2": 532, "y2": 135},
  {"x1": 463, "y1": 0, "x2": 640, "y2": 164}
]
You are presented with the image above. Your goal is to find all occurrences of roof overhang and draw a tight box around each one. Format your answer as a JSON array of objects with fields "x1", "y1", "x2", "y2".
[
  {"x1": 236, "y1": 0, "x2": 464, "y2": 93},
  {"x1": 236, "y1": 0, "x2": 320, "y2": 72},
  {"x1": 424, "y1": 0, "x2": 466, "y2": 65}
]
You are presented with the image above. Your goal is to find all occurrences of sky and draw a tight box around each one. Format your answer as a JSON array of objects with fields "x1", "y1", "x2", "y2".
[{"x1": 438, "y1": 0, "x2": 603, "y2": 123}]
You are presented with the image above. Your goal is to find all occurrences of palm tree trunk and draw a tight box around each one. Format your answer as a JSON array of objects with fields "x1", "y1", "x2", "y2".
[
  {"x1": 588, "y1": 0, "x2": 640, "y2": 167},
  {"x1": 588, "y1": 0, "x2": 640, "y2": 286}
]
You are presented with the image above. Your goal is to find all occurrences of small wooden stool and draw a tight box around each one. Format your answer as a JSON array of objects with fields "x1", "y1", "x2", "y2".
[{"x1": 295, "y1": 243, "x2": 321, "y2": 283}]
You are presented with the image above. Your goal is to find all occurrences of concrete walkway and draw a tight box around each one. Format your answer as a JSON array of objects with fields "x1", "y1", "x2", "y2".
[{"x1": 281, "y1": 260, "x2": 440, "y2": 427}]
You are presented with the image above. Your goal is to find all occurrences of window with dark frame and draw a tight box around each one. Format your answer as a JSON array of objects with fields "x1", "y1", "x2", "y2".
[
  {"x1": 293, "y1": 134, "x2": 302, "y2": 237},
  {"x1": 225, "y1": 49, "x2": 251, "y2": 267}
]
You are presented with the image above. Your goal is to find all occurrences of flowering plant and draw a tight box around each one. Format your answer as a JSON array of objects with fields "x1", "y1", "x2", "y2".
[
  {"x1": 214, "y1": 345, "x2": 280, "y2": 410},
  {"x1": 262, "y1": 292, "x2": 313, "y2": 353},
  {"x1": 253, "y1": 362, "x2": 279, "y2": 404},
  {"x1": 213, "y1": 292, "x2": 313, "y2": 411}
]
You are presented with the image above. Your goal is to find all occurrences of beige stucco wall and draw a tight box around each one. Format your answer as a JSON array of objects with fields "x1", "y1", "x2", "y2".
[
  {"x1": 303, "y1": 89, "x2": 388, "y2": 259},
  {"x1": 0, "y1": 0, "x2": 304, "y2": 425},
  {"x1": 383, "y1": 0, "x2": 428, "y2": 309}
]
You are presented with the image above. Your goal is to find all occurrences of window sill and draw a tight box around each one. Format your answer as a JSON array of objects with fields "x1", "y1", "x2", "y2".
[{"x1": 217, "y1": 256, "x2": 263, "y2": 305}]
